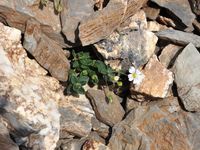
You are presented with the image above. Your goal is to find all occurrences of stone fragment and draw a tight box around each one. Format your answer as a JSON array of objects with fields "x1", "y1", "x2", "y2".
[
  {"x1": 82, "y1": 140, "x2": 110, "y2": 150},
  {"x1": 151, "y1": 0, "x2": 195, "y2": 27},
  {"x1": 157, "y1": 29, "x2": 200, "y2": 48},
  {"x1": 61, "y1": 0, "x2": 94, "y2": 44},
  {"x1": 0, "y1": 23, "x2": 61, "y2": 150},
  {"x1": 147, "y1": 21, "x2": 169, "y2": 32},
  {"x1": 193, "y1": 19, "x2": 200, "y2": 33},
  {"x1": 0, "y1": 0, "x2": 67, "y2": 47},
  {"x1": 86, "y1": 89, "x2": 125, "y2": 126},
  {"x1": 91, "y1": 118, "x2": 110, "y2": 138},
  {"x1": 173, "y1": 43, "x2": 200, "y2": 111},
  {"x1": 0, "y1": 120, "x2": 19, "y2": 150},
  {"x1": 109, "y1": 97, "x2": 200, "y2": 150},
  {"x1": 59, "y1": 94, "x2": 95, "y2": 137},
  {"x1": 159, "y1": 44, "x2": 182, "y2": 68},
  {"x1": 23, "y1": 19, "x2": 70, "y2": 81},
  {"x1": 130, "y1": 55, "x2": 173, "y2": 101},
  {"x1": 143, "y1": 6, "x2": 160, "y2": 20},
  {"x1": 157, "y1": 16, "x2": 176, "y2": 28}
]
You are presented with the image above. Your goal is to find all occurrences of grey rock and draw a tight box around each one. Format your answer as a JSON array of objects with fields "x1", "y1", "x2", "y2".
[
  {"x1": 23, "y1": 19, "x2": 70, "y2": 81},
  {"x1": 86, "y1": 89, "x2": 125, "y2": 126},
  {"x1": 173, "y1": 43, "x2": 200, "y2": 111},
  {"x1": 109, "y1": 97, "x2": 200, "y2": 150},
  {"x1": 61, "y1": 0, "x2": 94, "y2": 44},
  {"x1": 157, "y1": 29, "x2": 200, "y2": 48},
  {"x1": 59, "y1": 94, "x2": 95, "y2": 137},
  {"x1": 190, "y1": 0, "x2": 200, "y2": 15},
  {"x1": 151, "y1": 0, "x2": 195, "y2": 27},
  {"x1": 0, "y1": 120, "x2": 19, "y2": 150}
]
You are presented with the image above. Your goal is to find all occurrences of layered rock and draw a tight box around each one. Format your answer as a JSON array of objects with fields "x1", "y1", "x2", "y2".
[
  {"x1": 0, "y1": 23, "x2": 61, "y2": 150},
  {"x1": 109, "y1": 97, "x2": 200, "y2": 150}
]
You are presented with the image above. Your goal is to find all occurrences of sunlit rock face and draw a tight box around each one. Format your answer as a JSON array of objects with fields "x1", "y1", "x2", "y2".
[{"x1": 0, "y1": 22, "x2": 61, "y2": 150}]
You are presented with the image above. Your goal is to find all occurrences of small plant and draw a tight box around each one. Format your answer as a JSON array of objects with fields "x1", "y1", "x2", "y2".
[
  {"x1": 40, "y1": 0, "x2": 63, "y2": 13},
  {"x1": 128, "y1": 66, "x2": 144, "y2": 85},
  {"x1": 67, "y1": 50, "x2": 123, "y2": 96}
]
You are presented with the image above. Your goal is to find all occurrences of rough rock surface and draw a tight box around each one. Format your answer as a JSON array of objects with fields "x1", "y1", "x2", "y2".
[
  {"x1": 159, "y1": 44, "x2": 182, "y2": 68},
  {"x1": 151, "y1": 0, "x2": 195, "y2": 27},
  {"x1": 82, "y1": 140, "x2": 110, "y2": 150},
  {"x1": 143, "y1": 6, "x2": 160, "y2": 20},
  {"x1": 86, "y1": 89, "x2": 125, "y2": 126},
  {"x1": 95, "y1": 10, "x2": 158, "y2": 70},
  {"x1": 59, "y1": 94, "x2": 95, "y2": 137},
  {"x1": 109, "y1": 97, "x2": 200, "y2": 150},
  {"x1": 0, "y1": 23, "x2": 61, "y2": 150},
  {"x1": 173, "y1": 43, "x2": 200, "y2": 111},
  {"x1": 130, "y1": 55, "x2": 173, "y2": 101},
  {"x1": 0, "y1": 120, "x2": 19, "y2": 150},
  {"x1": 23, "y1": 19, "x2": 70, "y2": 81},
  {"x1": 156, "y1": 29, "x2": 200, "y2": 48}
]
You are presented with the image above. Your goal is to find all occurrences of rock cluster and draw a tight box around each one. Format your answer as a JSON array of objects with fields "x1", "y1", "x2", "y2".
[{"x1": 0, "y1": 0, "x2": 200, "y2": 150}]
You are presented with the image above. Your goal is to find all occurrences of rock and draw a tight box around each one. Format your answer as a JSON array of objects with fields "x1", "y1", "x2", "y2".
[
  {"x1": 109, "y1": 97, "x2": 200, "y2": 150},
  {"x1": 86, "y1": 89, "x2": 125, "y2": 126},
  {"x1": 157, "y1": 16, "x2": 176, "y2": 28},
  {"x1": 0, "y1": 120, "x2": 19, "y2": 150},
  {"x1": 59, "y1": 138, "x2": 86, "y2": 150},
  {"x1": 0, "y1": 23, "x2": 61, "y2": 150},
  {"x1": 173, "y1": 43, "x2": 200, "y2": 111},
  {"x1": 156, "y1": 29, "x2": 200, "y2": 48},
  {"x1": 91, "y1": 118, "x2": 110, "y2": 139},
  {"x1": 147, "y1": 21, "x2": 168, "y2": 32},
  {"x1": 151, "y1": 0, "x2": 195, "y2": 27},
  {"x1": 95, "y1": 13, "x2": 158, "y2": 70},
  {"x1": 82, "y1": 140, "x2": 110, "y2": 150},
  {"x1": 143, "y1": 6, "x2": 160, "y2": 20},
  {"x1": 190, "y1": 0, "x2": 200, "y2": 15},
  {"x1": 59, "y1": 94, "x2": 95, "y2": 137},
  {"x1": 79, "y1": 0, "x2": 148, "y2": 46},
  {"x1": 130, "y1": 55, "x2": 173, "y2": 101},
  {"x1": 126, "y1": 97, "x2": 148, "y2": 112},
  {"x1": 61, "y1": 0, "x2": 94, "y2": 44},
  {"x1": 193, "y1": 19, "x2": 200, "y2": 33},
  {"x1": 159, "y1": 44, "x2": 183, "y2": 68},
  {"x1": 23, "y1": 19, "x2": 70, "y2": 81},
  {"x1": 0, "y1": 0, "x2": 67, "y2": 47}
]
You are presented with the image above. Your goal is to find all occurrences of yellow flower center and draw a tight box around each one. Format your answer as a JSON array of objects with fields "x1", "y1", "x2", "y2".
[{"x1": 132, "y1": 73, "x2": 137, "y2": 78}]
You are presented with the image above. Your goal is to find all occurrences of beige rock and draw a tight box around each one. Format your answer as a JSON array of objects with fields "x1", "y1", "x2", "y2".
[
  {"x1": 143, "y1": 6, "x2": 160, "y2": 20},
  {"x1": 0, "y1": 23, "x2": 61, "y2": 150},
  {"x1": 130, "y1": 55, "x2": 173, "y2": 101},
  {"x1": 147, "y1": 21, "x2": 169, "y2": 32},
  {"x1": 159, "y1": 44, "x2": 182, "y2": 68},
  {"x1": 82, "y1": 140, "x2": 110, "y2": 150}
]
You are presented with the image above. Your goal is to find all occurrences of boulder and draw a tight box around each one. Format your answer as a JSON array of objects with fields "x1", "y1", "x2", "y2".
[
  {"x1": 130, "y1": 55, "x2": 173, "y2": 101},
  {"x1": 86, "y1": 89, "x2": 125, "y2": 126},
  {"x1": 0, "y1": 23, "x2": 61, "y2": 150},
  {"x1": 173, "y1": 43, "x2": 200, "y2": 111},
  {"x1": 109, "y1": 97, "x2": 200, "y2": 150}
]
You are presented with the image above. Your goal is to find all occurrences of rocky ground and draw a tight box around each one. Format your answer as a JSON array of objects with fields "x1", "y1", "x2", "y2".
[{"x1": 0, "y1": 0, "x2": 200, "y2": 150}]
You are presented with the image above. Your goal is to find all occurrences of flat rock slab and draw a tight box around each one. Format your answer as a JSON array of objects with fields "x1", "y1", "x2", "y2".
[
  {"x1": 86, "y1": 89, "x2": 125, "y2": 126},
  {"x1": 156, "y1": 29, "x2": 200, "y2": 48},
  {"x1": 173, "y1": 43, "x2": 200, "y2": 111},
  {"x1": 130, "y1": 55, "x2": 173, "y2": 101},
  {"x1": 151, "y1": 0, "x2": 195, "y2": 27}
]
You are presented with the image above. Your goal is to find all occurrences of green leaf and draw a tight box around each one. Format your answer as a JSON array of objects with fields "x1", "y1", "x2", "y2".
[
  {"x1": 91, "y1": 75, "x2": 99, "y2": 84},
  {"x1": 80, "y1": 70, "x2": 88, "y2": 76},
  {"x1": 54, "y1": 0, "x2": 63, "y2": 12},
  {"x1": 78, "y1": 76, "x2": 89, "y2": 85},
  {"x1": 117, "y1": 81, "x2": 123, "y2": 87},
  {"x1": 77, "y1": 52, "x2": 90, "y2": 59},
  {"x1": 95, "y1": 60, "x2": 107, "y2": 75},
  {"x1": 72, "y1": 83, "x2": 85, "y2": 94},
  {"x1": 72, "y1": 50, "x2": 77, "y2": 59},
  {"x1": 70, "y1": 75, "x2": 78, "y2": 84},
  {"x1": 72, "y1": 61, "x2": 79, "y2": 68},
  {"x1": 79, "y1": 59, "x2": 93, "y2": 66}
]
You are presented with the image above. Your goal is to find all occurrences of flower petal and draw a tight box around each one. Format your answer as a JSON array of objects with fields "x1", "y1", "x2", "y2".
[
  {"x1": 128, "y1": 74, "x2": 134, "y2": 81},
  {"x1": 129, "y1": 66, "x2": 135, "y2": 73}
]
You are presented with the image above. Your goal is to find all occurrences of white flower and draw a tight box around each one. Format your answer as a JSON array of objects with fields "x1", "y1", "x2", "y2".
[
  {"x1": 128, "y1": 66, "x2": 144, "y2": 85},
  {"x1": 113, "y1": 76, "x2": 119, "y2": 82}
]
